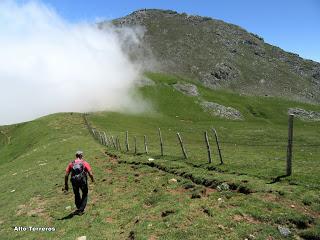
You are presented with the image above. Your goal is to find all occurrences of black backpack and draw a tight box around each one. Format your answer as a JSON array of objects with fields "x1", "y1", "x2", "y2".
[{"x1": 71, "y1": 160, "x2": 86, "y2": 182}]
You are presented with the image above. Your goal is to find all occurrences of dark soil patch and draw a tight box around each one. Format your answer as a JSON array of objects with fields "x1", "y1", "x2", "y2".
[
  {"x1": 238, "y1": 185, "x2": 253, "y2": 194},
  {"x1": 290, "y1": 218, "x2": 314, "y2": 229},
  {"x1": 202, "y1": 207, "x2": 214, "y2": 217},
  {"x1": 117, "y1": 160, "x2": 255, "y2": 196},
  {"x1": 148, "y1": 235, "x2": 158, "y2": 240},
  {"x1": 128, "y1": 231, "x2": 135, "y2": 240},
  {"x1": 161, "y1": 210, "x2": 175, "y2": 217},
  {"x1": 183, "y1": 183, "x2": 195, "y2": 189},
  {"x1": 105, "y1": 217, "x2": 113, "y2": 223},
  {"x1": 233, "y1": 214, "x2": 261, "y2": 224},
  {"x1": 191, "y1": 193, "x2": 201, "y2": 199},
  {"x1": 168, "y1": 187, "x2": 187, "y2": 195},
  {"x1": 299, "y1": 231, "x2": 320, "y2": 240},
  {"x1": 201, "y1": 187, "x2": 216, "y2": 197}
]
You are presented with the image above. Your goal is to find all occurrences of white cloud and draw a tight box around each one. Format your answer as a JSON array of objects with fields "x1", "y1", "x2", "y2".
[{"x1": 0, "y1": 0, "x2": 148, "y2": 125}]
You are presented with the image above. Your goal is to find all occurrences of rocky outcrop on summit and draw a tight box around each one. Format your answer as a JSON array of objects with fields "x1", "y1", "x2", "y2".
[
  {"x1": 200, "y1": 62, "x2": 240, "y2": 89},
  {"x1": 105, "y1": 9, "x2": 320, "y2": 103}
]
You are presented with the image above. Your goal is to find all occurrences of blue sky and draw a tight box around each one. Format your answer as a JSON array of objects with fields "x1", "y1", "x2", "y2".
[{"x1": 21, "y1": 0, "x2": 320, "y2": 62}]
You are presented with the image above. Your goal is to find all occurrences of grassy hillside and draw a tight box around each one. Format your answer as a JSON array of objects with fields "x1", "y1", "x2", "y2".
[
  {"x1": 0, "y1": 73, "x2": 319, "y2": 239},
  {"x1": 90, "y1": 73, "x2": 320, "y2": 186}
]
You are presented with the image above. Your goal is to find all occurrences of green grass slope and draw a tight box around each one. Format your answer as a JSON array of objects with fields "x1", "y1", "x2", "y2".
[
  {"x1": 91, "y1": 73, "x2": 320, "y2": 187},
  {"x1": 0, "y1": 73, "x2": 319, "y2": 239},
  {"x1": 0, "y1": 113, "x2": 106, "y2": 239}
]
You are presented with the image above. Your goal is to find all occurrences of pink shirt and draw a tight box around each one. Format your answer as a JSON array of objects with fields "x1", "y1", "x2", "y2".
[{"x1": 66, "y1": 158, "x2": 92, "y2": 174}]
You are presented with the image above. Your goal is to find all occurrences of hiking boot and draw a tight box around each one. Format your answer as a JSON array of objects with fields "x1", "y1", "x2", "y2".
[
  {"x1": 78, "y1": 210, "x2": 85, "y2": 216},
  {"x1": 74, "y1": 209, "x2": 85, "y2": 215}
]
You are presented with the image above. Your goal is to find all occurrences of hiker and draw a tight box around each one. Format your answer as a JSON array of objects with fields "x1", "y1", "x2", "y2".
[{"x1": 64, "y1": 151, "x2": 94, "y2": 214}]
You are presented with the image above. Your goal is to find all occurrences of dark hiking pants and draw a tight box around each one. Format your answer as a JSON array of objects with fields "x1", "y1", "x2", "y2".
[{"x1": 71, "y1": 177, "x2": 88, "y2": 212}]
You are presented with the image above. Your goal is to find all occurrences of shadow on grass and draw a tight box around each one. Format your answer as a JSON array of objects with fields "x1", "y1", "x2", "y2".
[
  {"x1": 58, "y1": 210, "x2": 83, "y2": 220},
  {"x1": 268, "y1": 174, "x2": 289, "y2": 184}
]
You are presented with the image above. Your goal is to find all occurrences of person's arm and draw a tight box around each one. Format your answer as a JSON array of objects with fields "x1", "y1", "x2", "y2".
[
  {"x1": 64, "y1": 163, "x2": 71, "y2": 191},
  {"x1": 88, "y1": 170, "x2": 95, "y2": 183},
  {"x1": 64, "y1": 173, "x2": 69, "y2": 191},
  {"x1": 84, "y1": 161, "x2": 94, "y2": 183}
]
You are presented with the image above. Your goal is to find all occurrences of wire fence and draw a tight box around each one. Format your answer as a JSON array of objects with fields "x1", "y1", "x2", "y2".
[{"x1": 83, "y1": 113, "x2": 320, "y2": 186}]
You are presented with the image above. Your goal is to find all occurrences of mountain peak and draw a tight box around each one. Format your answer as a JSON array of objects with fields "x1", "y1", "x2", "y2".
[{"x1": 106, "y1": 9, "x2": 320, "y2": 103}]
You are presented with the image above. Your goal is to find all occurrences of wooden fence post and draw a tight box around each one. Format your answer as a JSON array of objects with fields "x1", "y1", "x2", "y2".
[
  {"x1": 103, "y1": 132, "x2": 108, "y2": 146},
  {"x1": 111, "y1": 136, "x2": 116, "y2": 149},
  {"x1": 94, "y1": 129, "x2": 98, "y2": 140},
  {"x1": 158, "y1": 128, "x2": 164, "y2": 156},
  {"x1": 99, "y1": 131, "x2": 103, "y2": 144},
  {"x1": 83, "y1": 114, "x2": 89, "y2": 129},
  {"x1": 102, "y1": 133, "x2": 105, "y2": 145},
  {"x1": 125, "y1": 131, "x2": 130, "y2": 152},
  {"x1": 212, "y1": 128, "x2": 223, "y2": 164},
  {"x1": 204, "y1": 131, "x2": 212, "y2": 163},
  {"x1": 117, "y1": 137, "x2": 121, "y2": 151},
  {"x1": 115, "y1": 137, "x2": 119, "y2": 150},
  {"x1": 177, "y1": 132, "x2": 188, "y2": 159},
  {"x1": 134, "y1": 136, "x2": 137, "y2": 155},
  {"x1": 100, "y1": 132, "x2": 104, "y2": 145},
  {"x1": 286, "y1": 114, "x2": 294, "y2": 176},
  {"x1": 108, "y1": 136, "x2": 113, "y2": 147},
  {"x1": 144, "y1": 135, "x2": 148, "y2": 154}
]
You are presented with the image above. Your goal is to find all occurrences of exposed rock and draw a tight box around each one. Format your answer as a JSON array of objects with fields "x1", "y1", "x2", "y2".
[
  {"x1": 77, "y1": 236, "x2": 87, "y2": 240},
  {"x1": 168, "y1": 178, "x2": 177, "y2": 183},
  {"x1": 312, "y1": 67, "x2": 320, "y2": 81},
  {"x1": 244, "y1": 234, "x2": 256, "y2": 240},
  {"x1": 218, "y1": 224, "x2": 227, "y2": 230},
  {"x1": 65, "y1": 206, "x2": 71, "y2": 210},
  {"x1": 288, "y1": 108, "x2": 320, "y2": 121},
  {"x1": 173, "y1": 83, "x2": 199, "y2": 96},
  {"x1": 277, "y1": 226, "x2": 291, "y2": 237},
  {"x1": 200, "y1": 101, "x2": 243, "y2": 120},
  {"x1": 248, "y1": 234, "x2": 256, "y2": 239},
  {"x1": 217, "y1": 183, "x2": 230, "y2": 191},
  {"x1": 200, "y1": 62, "x2": 240, "y2": 88}
]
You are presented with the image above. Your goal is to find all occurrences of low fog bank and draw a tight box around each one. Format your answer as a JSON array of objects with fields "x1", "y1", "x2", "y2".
[{"x1": 0, "y1": 1, "x2": 151, "y2": 125}]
